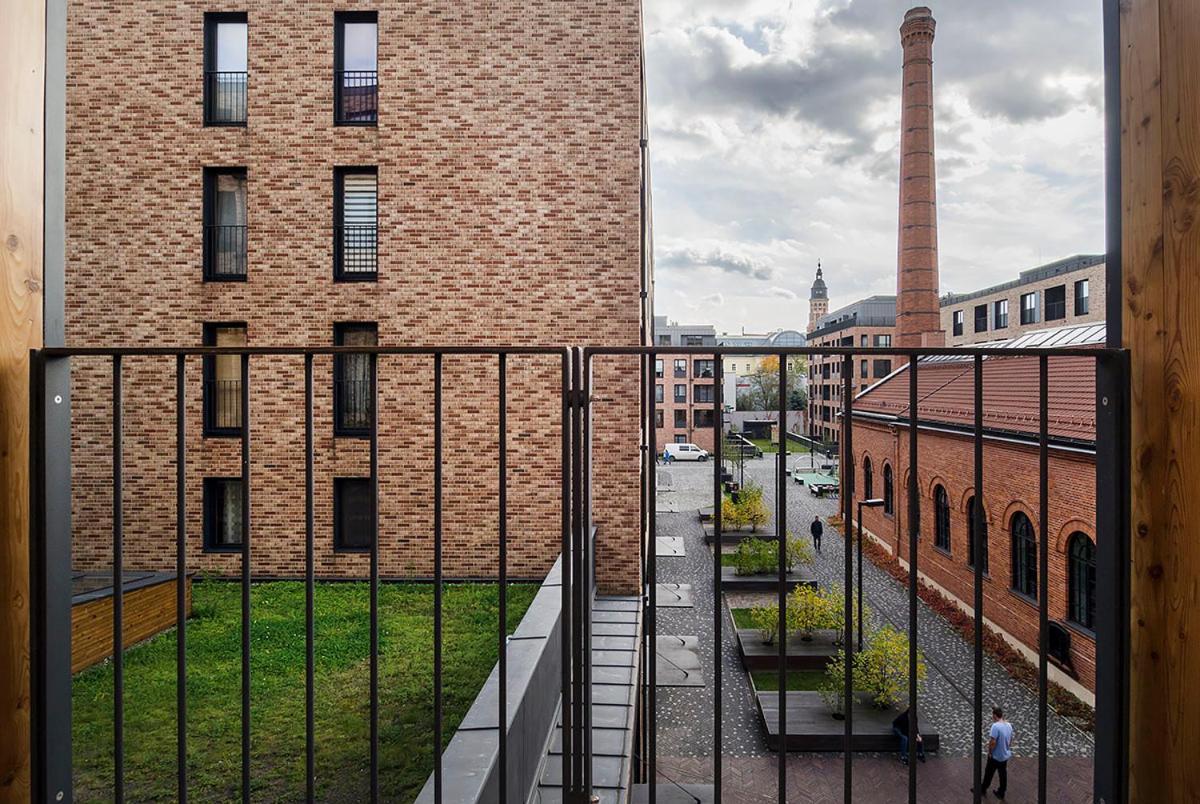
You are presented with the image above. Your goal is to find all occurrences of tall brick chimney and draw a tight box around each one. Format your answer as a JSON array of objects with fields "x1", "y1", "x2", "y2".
[{"x1": 895, "y1": 7, "x2": 944, "y2": 348}]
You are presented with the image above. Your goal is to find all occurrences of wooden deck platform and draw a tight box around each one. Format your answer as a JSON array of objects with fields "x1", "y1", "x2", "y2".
[
  {"x1": 757, "y1": 691, "x2": 940, "y2": 753},
  {"x1": 701, "y1": 524, "x2": 777, "y2": 545},
  {"x1": 72, "y1": 571, "x2": 192, "y2": 673},
  {"x1": 736, "y1": 628, "x2": 839, "y2": 671},
  {"x1": 718, "y1": 566, "x2": 817, "y2": 593}
]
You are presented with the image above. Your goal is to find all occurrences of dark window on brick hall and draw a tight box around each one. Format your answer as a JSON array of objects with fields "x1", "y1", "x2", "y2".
[
  {"x1": 334, "y1": 478, "x2": 375, "y2": 551},
  {"x1": 1045, "y1": 284, "x2": 1067, "y2": 321},
  {"x1": 655, "y1": 359, "x2": 663, "y2": 378},
  {"x1": 863, "y1": 457, "x2": 873, "y2": 499},
  {"x1": 655, "y1": 410, "x2": 663, "y2": 428},
  {"x1": 334, "y1": 12, "x2": 378, "y2": 125},
  {"x1": 974, "y1": 304, "x2": 988, "y2": 333},
  {"x1": 694, "y1": 409, "x2": 714, "y2": 428},
  {"x1": 873, "y1": 359, "x2": 892, "y2": 378},
  {"x1": 334, "y1": 167, "x2": 378, "y2": 280},
  {"x1": 203, "y1": 478, "x2": 243, "y2": 551},
  {"x1": 334, "y1": 323, "x2": 377, "y2": 436},
  {"x1": 203, "y1": 168, "x2": 247, "y2": 280},
  {"x1": 1010, "y1": 511, "x2": 1038, "y2": 600},
  {"x1": 655, "y1": 385, "x2": 663, "y2": 404},
  {"x1": 952, "y1": 310, "x2": 964, "y2": 337},
  {"x1": 1021, "y1": 292, "x2": 1039, "y2": 325},
  {"x1": 1068, "y1": 532, "x2": 1096, "y2": 630},
  {"x1": 694, "y1": 384, "x2": 714, "y2": 404},
  {"x1": 967, "y1": 496, "x2": 989, "y2": 573},
  {"x1": 674, "y1": 359, "x2": 687, "y2": 378},
  {"x1": 674, "y1": 384, "x2": 686, "y2": 403},
  {"x1": 934, "y1": 484, "x2": 951, "y2": 552},
  {"x1": 203, "y1": 323, "x2": 246, "y2": 436},
  {"x1": 673, "y1": 409, "x2": 686, "y2": 428},
  {"x1": 694, "y1": 359, "x2": 715, "y2": 378},
  {"x1": 883, "y1": 463, "x2": 894, "y2": 515},
  {"x1": 203, "y1": 13, "x2": 247, "y2": 125},
  {"x1": 994, "y1": 298, "x2": 1009, "y2": 328},
  {"x1": 1074, "y1": 279, "x2": 1090, "y2": 316}
]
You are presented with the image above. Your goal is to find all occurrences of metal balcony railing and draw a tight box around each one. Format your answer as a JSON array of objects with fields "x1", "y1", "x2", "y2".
[
  {"x1": 204, "y1": 224, "x2": 247, "y2": 279},
  {"x1": 334, "y1": 377, "x2": 373, "y2": 434},
  {"x1": 204, "y1": 378, "x2": 243, "y2": 432},
  {"x1": 335, "y1": 224, "x2": 378, "y2": 279},
  {"x1": 335, "y1": 70, "x2": 378, "y2": 124},
  {"x1": 204, "y1": 71, "x2": 248, "y2": 125}
]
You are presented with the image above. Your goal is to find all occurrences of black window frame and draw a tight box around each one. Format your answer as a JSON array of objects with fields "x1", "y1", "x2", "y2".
[
  {"x1": 1067, "y1": 532, "x2": 1097, "y2": 631},
  {"x1": 1045, "y1": 284, "x2": 1067, "y2": 322},
  {"x1": 203, "y1": 477, "x2": 244, "y2": 552},
  {"x1": 654, "y1": 410, "x2": 663, "y2": 429},
  {"x1": 654, "y1": 359, "x2": 664, "y2": 378},
  {"x1": 673, "y1": 384, "x2": 686, "y2": 403},
  {"x1": 693, "y1": 359, "x2": 715, "y2": 379},
  {"x1": 203, "y1": 12, "x2": 248, "y2": 127},
  {"x1": 1020, "y1": 292, "x2": 1039, "y2": 325},
  {"x1": 1010, "y1": 511, "x2": 1039, "y2": 601},
  {"x1": 673, "y1": 409, "x2": 687, "y2": 428},
  {"x1": 333, "y1": 322, "x2": 377, "y2": 437},
  {"x1": 1074, "y1": 279, "x2": 1090, "y2": 316},
  {"x1": 933, "y1": 484, "x2": 951, "y2": 553},
  {"x1": 693, "y1": 384, "x2": 714, "y2": 404},
  {"x1": 974, "y1": 304, "x2": 988, "y2": 333},
  {"x1": 333, "y1": 11, "x2": 379, "y2": 126},
  {"x1": 333, "y1": 477, "x2": 376, "y2": 553},
  {"x1": 693, "y1": 408, "x2": 715, "y2": 428},
  {"x1": 994, "y1": 298, "x2": 1009, "y2": 329},
  {"x1": 872, "y1": 359, "x2": 892, "y2": 378},
  {"x1": 967, "y1": 496, "x2": 990, "y2": 574},
  {"x1": 655, "y1": 385, "x2": 664, "y2": 404},
  {"x1": 202, "y1": 321, "x2": 247, "y2": 437},
  {"x1": 863, "y1": 457, "x2": 873, "y2": 499},
  {"x1": 952, "y1": 310, "x2": 964, "y2": 337},
  {"x1": 873, "y1": 334, "x2": 892, "y2": 348},
  {"x1": 203, "y1": 167, "x2": 248, "y2": 281},
  {"x1": 883, "y1": 463, "x2": 894, "y2": 516},
  {"x1": 334, "y1": 166, "x2": 379, "y2": 281},
  {"x1": 673, "y1": 359, "x2": 687, "y2": 378}
]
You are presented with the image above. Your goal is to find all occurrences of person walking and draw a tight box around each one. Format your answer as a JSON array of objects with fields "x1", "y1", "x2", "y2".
[
  {"x1": 810, "y1": 515, "x2": 824, "y2": 554},
  {"x1": 892, "y1": 707, "x2": 925, "y2": 764},
  {"x1": 978, "y1": 705, "x2": 1013, "y2": 799}
]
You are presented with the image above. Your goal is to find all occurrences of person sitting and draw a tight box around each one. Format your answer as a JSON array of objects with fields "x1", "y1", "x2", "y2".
[{"x1": 892, "y1": 707, "x2": 926, "y2": 764}]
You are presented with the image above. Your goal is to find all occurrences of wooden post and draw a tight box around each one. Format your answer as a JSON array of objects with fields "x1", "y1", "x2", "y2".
[
  {"x1": 0, "y1": 0, "x2": 46, "y2": 799},
  {"x1": 1122, "y1": 0, "x2": 1200, "y2": 800}
]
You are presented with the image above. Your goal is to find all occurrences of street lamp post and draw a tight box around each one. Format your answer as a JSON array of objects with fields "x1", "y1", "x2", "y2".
[{"x1": 856, "y1": 497, "x2": 885, "y2": 651}]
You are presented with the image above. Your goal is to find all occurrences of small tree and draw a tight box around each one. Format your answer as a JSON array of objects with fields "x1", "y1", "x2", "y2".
[
  {"x1": 730, "y1": 537, "x2": 775, "y2": 576},
  {"x1": 787, "y1": 585, "x2": 830, "y2": 639},
  {"x1": 786, "y1": 534, "x2": 814, "y2": 569},
  {"x1": 750, "y1": 604, "x2": 780, "y2": 645},
  {"x1": 721, "y1": 496, "x2": 747, "y2": 529},
  {"x1": 819, "y1": 649, "x2": 855, "y2": 717},
  {"x1": 823, "y1": 585, "x2": 870, "y2": 646},
  {"x1": 855, "y1": 625, "x2": 926, "y2": 709},
  {"x1": 741, "y1": 495, "x2": 770, "y2": 531}
]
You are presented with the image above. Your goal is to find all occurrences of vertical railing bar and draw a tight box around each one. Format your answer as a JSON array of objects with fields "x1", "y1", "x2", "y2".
[
  {"x1": 776, "y1": 353, "x2": 787, "y2": 800},
  {"x1": 175, "y1": 354, "x2": 188, "y2": 804},
  {"x1": 112, "y1": 354, "x2": 124, "y2": 803},
  {"x1": 305, "y1": 354, "x2": 315, "y2": 803},
  {"x1": 369, "y1": 352, "x2": 380, "y2": 803},
  {"x1": 713, "y1": 353, "x2": 723, "y2": 803},
  {"x1": 973, "y1": 355, "x2": 984, "y2": 804},
  {"x1": 841, "y1": 354, "x2": 854, "y2": 802},
  {"x1": 1038, "y1": 355, "x2": 1049, "y2": 803},
  {"x1": 433, "y1": 352, "x2": 444, "y2": 803},
  {"x1": 907, "y1": 357, "x2": 918, "y2": 801},
  {"x1": 560, "y1": 350, "x2": 572, "y2": 796},
  {"x1": 582, "y1": 352, "x2": 594, "y2": 794},
  {"x1": 240, "y1": 352, "x2": 251, "y2": 804},
  {"x1": 498, "y1": 353, "x2": 508, "y2": 801},
  {"x1": 648, "y1": 349, "x2": 657, "y2": 804}
]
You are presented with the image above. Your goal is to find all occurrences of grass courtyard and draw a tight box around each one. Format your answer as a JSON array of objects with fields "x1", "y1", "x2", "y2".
[{"x1": 72, "y1": 580, "x2": 536, "y2": 803}]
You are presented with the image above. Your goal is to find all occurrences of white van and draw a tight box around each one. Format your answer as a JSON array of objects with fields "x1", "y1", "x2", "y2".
[{"x1": 664, "y1": 443, "x2": 710, "y2": 462}]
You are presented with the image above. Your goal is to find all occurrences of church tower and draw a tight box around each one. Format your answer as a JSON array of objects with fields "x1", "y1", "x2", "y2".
[{"x1": 808, "y1": 261, "x2": 829, "y2": 332}]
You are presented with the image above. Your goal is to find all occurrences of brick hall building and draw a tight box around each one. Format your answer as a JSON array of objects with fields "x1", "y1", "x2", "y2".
[
  {"x1": 849, "y1": 322, "x2": 1103, "y2": 703},
  {"x1": 64, "y1": 1, "x2": 649, "y2": 591},
  {"x1": 652, "y1": 317, "x2": 718, "y2": 452}
]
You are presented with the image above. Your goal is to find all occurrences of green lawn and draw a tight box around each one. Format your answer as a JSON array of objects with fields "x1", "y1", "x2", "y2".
[
  {"x1": 72, "y1": 580, "x2": 536, "y2": 803},
  {"x1": 750, "y1": 669, "x2": 828, "y2": 692},
  {"x1": 730, "y1": 607, "x2": 757, "y2": 629},
  {"x1": 742, "y1": 437, "x2": 812, "y2": 455}
]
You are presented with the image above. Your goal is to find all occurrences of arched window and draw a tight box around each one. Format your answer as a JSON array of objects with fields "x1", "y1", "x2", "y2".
[
  {"x1": 1068, "y1": 532, "x2": 1096, "y2": 630},
  {"x1": 883, "y1": 464, "x2": 894, "y2": 515},
  {"x1": 1010, "y1": 512, "x2": 1038, "y2": 599},
  {"x1": 934, "y1": 485, "x2": 951, "y2": 552},
  {"x1": 863, "y1": 457, "x2": 874, "y2": 500},
  {"x1": 967, "y1": 496, "x2": 989, "y2": 572}
]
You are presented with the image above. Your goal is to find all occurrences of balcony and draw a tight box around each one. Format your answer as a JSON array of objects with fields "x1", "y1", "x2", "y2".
[
  {"x1": 203, "y1": 71, "x2": 247, "y2": 125},
  {"x1": 335, "y1": 70, "x2": 378, "y2": 124},
  {"x1": 335, "y1": 224, "x2": 378, "y2": 279},
  {"x1": 204, "y1": 224, "x2": 247, "y2": 280}
]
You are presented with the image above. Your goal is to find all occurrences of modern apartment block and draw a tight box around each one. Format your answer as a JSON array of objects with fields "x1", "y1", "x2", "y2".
[
  {"x1": 940, "y1": 254, "x2": 1105, "y2": 346},
  {"x1": 64, "y1": 1, "x2": 649, "y2": 591},
  {"x1": 653, "y1": 316, "x2": 718, "y2": 451}
]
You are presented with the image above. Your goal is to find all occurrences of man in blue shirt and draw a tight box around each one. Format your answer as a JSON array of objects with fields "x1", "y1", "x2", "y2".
[{"x1": 979, "y1": 705, "x2": 1013, "y2": 799}]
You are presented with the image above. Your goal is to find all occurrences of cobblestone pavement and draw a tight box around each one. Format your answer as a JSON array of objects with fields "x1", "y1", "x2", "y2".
[{"x1": 649, "y1": 456, "x2": 1094, "y2": 797}]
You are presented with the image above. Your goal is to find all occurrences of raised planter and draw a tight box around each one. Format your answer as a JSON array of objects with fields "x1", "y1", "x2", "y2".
[
  {"x1": 757, "y1": 691, "x2": 940, "y2": 753},
  {"x1": 736, "y1": 628, "x2": 840, "y2": 671},
  {"x1": 718, "y1": 565, "x2": 817, "y2": 593},
  {"x1": 702, "y1": 523, "x2": 776, "y2": 545}
]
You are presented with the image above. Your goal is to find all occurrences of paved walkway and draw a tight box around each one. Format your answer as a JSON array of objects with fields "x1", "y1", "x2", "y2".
[{"x1": 649, "y1": 457, "x2": 1094, "y2": 800}]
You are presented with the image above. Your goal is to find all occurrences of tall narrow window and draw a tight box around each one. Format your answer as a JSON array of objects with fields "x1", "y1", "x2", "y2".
[
  {"x1": 994, "y1": 298, "x2": 1009, "y2": 328},
  {"x1": 934, "y1": 485, "x2": 951, "y2": 552},
  {"x1": 694, "y1": 409, "x2": 715, "y2": 428},
  {"x1": 1045, "y1": 285, "x2": 1067, "y2": 321},
  {"x1": 203, "y1": 478, "x2": 244, "y2": 551},
  {"x1": 967, "y1": 496, "x2": 989, "y2": 572},
  {"x1": 1068, "y1": 532, "x2": 1096, "y2": 630},
  {"x1": 334, "y1": 478, "x2": 375, "y2": 551},
  {"x1": 203, "y1": 323, "x2": 246, "y2": 436},
  {"x1": 974, "y1": 304, "x2": 988, "y2": 333},
  {"x1": 1074, "y1": 279, "x2": 1090, "y2": 316},
  {"x1": 693, "y1": 359, "x2": 715, "y2": 378},
  {"x1": 334, "y1": 323, "x2": 377, "y2": 436},
  {"x1": 334, "y1": 167, "x2": 378, "y2": 280},
  {"x1": 674, "y1": 384, "x2": 686, "y2": 403},
  {"x1": 873, "y1": 334, "x2": 892, "y2": 348},
  {"x1": 334, "y1": 12, "x2": 378, "y2": 124},
  {"x1": 204, "y1": 13, "x2": 247, "y2": 125},
  {"x1": 883, "y1": 463, "x2": 894, "y2": 515},
  {"x1": 655, "y1": 385, "x2": 664, "y2": 404},
  {"x1": 654, "y1": 410, "x2": 663, "y2": 428},
  {"x1": 673, "y1": 359, "x2": 687, "y2": 378},
  {"x1": 1020, "y1": 292, "x2": 1039, "y2": 325},
  {"x1": 862, "y1": 457, "x2": 873, "y2": 500},
  {"x1": 673, "y1": 409, "x2": 687, "y2": 428},
  {"x1": 203, "y1": 168, "x2": 247, "y2": 280},
  {"x1": 1010, "y1": 512, "x2": 1038, "y2": 600},
  {"x1": 952, "y1": 310, "x2": 964, "y2": 337},
  {"x1": 654, "y1": 359, "x2": 664, "y2": 378},
  {"x1": 693, "y1": 385, "x2": 714, "y2": 404}
]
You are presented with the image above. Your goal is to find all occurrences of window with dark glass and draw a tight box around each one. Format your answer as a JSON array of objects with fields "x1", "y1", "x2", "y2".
[
  {"x1": 203, "y1": 323, "x2": 246, "y2": 435},
  {"x1": 334, "y1": 167, "x2": 378, "y2": 280},
  {"x1": 952, "y1": 310, "x2": 964, "y2": 337},
  {"x1": 1074, "y1": 279, "x2": 1090, "y2": 316},
  {"x1": 967, "y1": 496, "x2": 989, "y2": 572},
  {"x1": 683, "y1": 335, "x2": 706, "y2": 346},
  {"x1": 334, "y1": 323, "x2": 377, "y2": 436},
  {"x1": 655, "y1": 385, "x2": 663, "y2": 404},
  {"x1": 1010, "y1": 511, "x2": 1038, "y2": 599},
  {"x1": 863, "y1": 457, "x2": 873, "y2": 499},
  {"x1": 694, "y1": 384, "x2": 714, "y2": 404},
  {"x1": 674, "y1": 434, "x2": 687, "y2": 444},
  {"x1": 673, "y1": 359, "x2": 687, "y2": 378},
  {"x1": 657, "y1": 335, "x2": 671, "y2": 346},
  {"x1": 693, "y1": 359, "x2": 715, "y2": 378},
  {"x1": 1020, "y1": 292, "x2": 1039, "y2": 325},
  {"x1": 860, "y1": 360, "x2": 868, "y2": 378},
  {"x1": 1045, "y1": 284, "x2": 1067, "y2": 321},
  {"x1": 974, "y1": 304, "x2": 988, "y2": 333},
  {"x1": 873, "y1": 359, "x2": 892, "y2": 378},
  {"x1": 204, "y1": 13, "x2": 247, "y2": 125},
  {"x1": 694, "y1": 409, "x2": 715, "y2": 427},
  {"x1": 655, "y1": 410, "x2": 663, "y2": 428},
  {"x1": 934, "y1": 485, "x2": 951, "y2": 552},
  {"x1": 334, "y1": 12, "x2": 378, "y2": 124},
  {"x1": 883, "y1": 463, "x2": 894, "y2": 515},
  {"x1": 994, "y1": 298, "x2": 1009, "y2": 328},
  {"x1": 1068, "y1": 532, "x2": 1096, "y2": 630},
  {"x1": 334, "y1": 478, "x2": 375, "y2": 551},
  {"x1": 674, "y1": 384, "x2": 686, "y2": 403},
  {"x1": 203, "y1": 168, "x2": 247, "y2": 280},
  {"x1": 874, "y1": 334, "x2": 892, "y2": 348},
  {"x1": 203, "y1": 477, "x2": 243, "y2": 551},
  {"x1": 673, "y1": 409, "x2": 686, "y2": 428},
  {"x1": 655, "y1": 359, "x2": 663, "y2": 378}
]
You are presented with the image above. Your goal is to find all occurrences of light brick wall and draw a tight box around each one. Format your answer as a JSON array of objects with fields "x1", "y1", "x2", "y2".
[{"x1": 65, "y1": 0, "x2": 645, "y2": 593}]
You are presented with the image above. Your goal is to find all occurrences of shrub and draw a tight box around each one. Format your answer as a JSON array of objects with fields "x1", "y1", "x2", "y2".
[
  {"x1": 721, "y1": 496, "x2": 747, "y2": 529},
  {"x1": 855, "y1": 625, "x2": 927, "y2": 709},
  {"x1": 823, "y1": 585, "x2": 870, "y2": 645},
  {"x1": 786, "y1": 585, "x2": 832, "y2": 637},
  {"x1": 730, "y1": 537, "x2": 776, "y2": 576},
  {"x1": 750, "y1": 604, "x2": 781, "y2": 644},
  {"x1": 737, "y1": 485, "x2": 770, "y2": 531},
  {"x1": 786, "y1": 534, "x2": 814, "y2": 569},
  {"x1": 819, "y1": 649, "x2": 855, "y2": 715}
]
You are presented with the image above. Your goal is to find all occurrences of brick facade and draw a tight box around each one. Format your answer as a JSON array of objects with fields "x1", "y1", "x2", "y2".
[
  {"x1": 807, "y1": 324, "x2": 896, "y2": 444},
  {"x1": 65, "y1": 0, "x2": 646, "y2": 592},
  {"x1": 653, "y1": 354, "x2": 717, "y2": 452}
]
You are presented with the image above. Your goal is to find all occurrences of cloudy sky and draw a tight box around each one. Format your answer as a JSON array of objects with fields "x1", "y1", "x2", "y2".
[{"x1": 645, "y1": 0, "x2": 1106, "y2": 335}]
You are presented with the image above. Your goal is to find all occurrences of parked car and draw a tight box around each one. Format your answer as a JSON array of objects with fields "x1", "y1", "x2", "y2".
[{"x1": 664, "y1": 443, "x2": 710, "y2": 462}]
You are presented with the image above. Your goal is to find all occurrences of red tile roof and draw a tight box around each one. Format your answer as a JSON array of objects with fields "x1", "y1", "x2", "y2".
[{"x1": 852, "y1": 353, "x2": 1097, "y2": 443}]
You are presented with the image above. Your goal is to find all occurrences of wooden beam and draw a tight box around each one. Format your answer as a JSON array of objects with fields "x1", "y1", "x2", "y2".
[
  {"x1": 0, "y1": 0, "x2": 45, "y2": 799},
  {"x1": 1123, "y1": 0, "x2": 1200, "y2": 800}
]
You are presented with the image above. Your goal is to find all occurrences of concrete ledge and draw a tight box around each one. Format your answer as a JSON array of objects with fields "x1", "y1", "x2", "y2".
[{"x1": 415, "y1": 556, "x2": 563, "y2": 804}]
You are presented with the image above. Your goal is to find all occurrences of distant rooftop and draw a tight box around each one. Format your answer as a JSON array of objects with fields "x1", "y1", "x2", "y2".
[
  {"x1": 808, "y1": 295, "x2": 896, "y2": 340},
  {"x1": 940, "y1": 254, "x2": 1104, "y2": 307},
  {"x1": 718, "y1": 329, "x2": 806, "y2": 348}
]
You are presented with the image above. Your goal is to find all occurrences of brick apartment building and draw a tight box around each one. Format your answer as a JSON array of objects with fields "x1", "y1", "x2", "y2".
[
  {"x1": 64, "y1": 1, "x2": 648, "y2": 591},
  {"x1": 652, "y1": 316, "x2": 718, "y2": 451},
  {"x1": 940, "y1": 254, "x2": 1105, "y2": 346},
  {"x1": 849, "y1": 322, "x2": 1103, "y2": 701}
]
